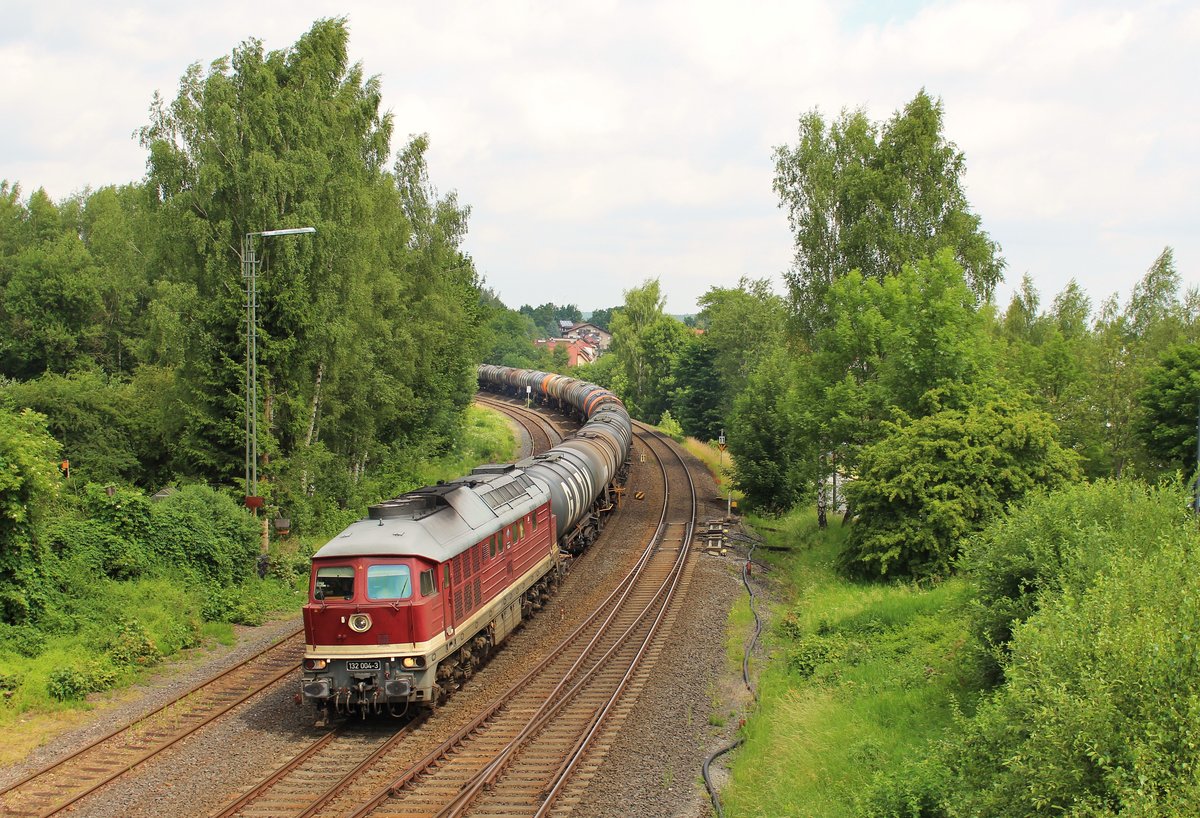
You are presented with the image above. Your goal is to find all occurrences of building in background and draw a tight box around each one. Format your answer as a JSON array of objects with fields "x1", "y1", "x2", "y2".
[
  {"x1": 534, "y1": 337, "x2": 598, "y2": 367},
  {"x1": 561, "y1": 322, "x2": 612, "y2": 351}
]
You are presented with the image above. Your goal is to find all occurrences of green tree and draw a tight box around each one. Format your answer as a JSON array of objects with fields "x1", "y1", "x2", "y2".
[
  {"x1": 1069, "y1": 248, "x2": 1194, "y2": 477},
  {"x1": 2, "y1": 372, "x2": 140, "y2": 485},
  {"x1": 1135, "y1": 342, "x2": 1200, "y2": 475},
  {"x1": 774, "y1": 89, "x2": 1003, "y2": 339},
  {"x1": 842, "y1": 388, "x2": 1079, "y2": 578},
  {"x1": 670, "y1": 334, "x2": 724, "y2": 441},
  {"x1": 729, "y1": 349, "x2": 811, "y2": 513},
  {"x1": 137, "y1": 19, "x2": 480, "y2": 508},
  {"x1": 789, "y1": 252, "x2": 995, "y2": 520},
  {"x1": 694, "y1": 277, "x2": 787, "y2": 422},
  {"x1": 478, "y1": 290, "x2": 539, "y2": 368},
  {"x1": 586, "y1": 306, "x2": 618, "y2": 331},
  {"x1": 610, "y1": 279, "x2": 691, "y2": 420},
  {"x1": 518, "y1": 302, "x2": 582, "y2": 338}
]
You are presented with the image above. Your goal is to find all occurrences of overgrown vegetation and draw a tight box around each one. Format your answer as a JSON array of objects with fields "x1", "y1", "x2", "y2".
[
  {"x1": 725, "y1": 481, "x2": 1200, "y2": 817},
  {"x1": 723, "y1": 509, "x2": 980, "y2": 817},
  {"x1": 0, "y1": 403, "x2": 513, "y2": 723}
]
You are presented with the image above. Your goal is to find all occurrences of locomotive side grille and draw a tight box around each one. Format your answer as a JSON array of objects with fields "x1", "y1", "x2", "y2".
[
  {"x1": 454, "y1": 588, "x2": 463, "y2": 620},
  {"x1": 473, "y1": 577, "x2": 481, "y2": 610},
  {"x1": 472, "y1": 543, "x2": 481, "y2": 574},
  {"x1": 453, "y1": 556, "x2": 462, "y2": 583}
]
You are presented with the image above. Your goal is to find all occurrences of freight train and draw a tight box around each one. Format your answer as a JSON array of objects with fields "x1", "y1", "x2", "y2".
[{"x1": 300, "y1": 367, "x2": 632, "y2": 721}]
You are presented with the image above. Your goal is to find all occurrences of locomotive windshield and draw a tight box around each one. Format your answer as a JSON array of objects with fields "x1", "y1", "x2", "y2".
[
  {"x1": 314, "y1": 566, "x2": 354, "y2": 600},
  {"x1": 366, "y1": 564, "x2": 413, "y2": 600}
]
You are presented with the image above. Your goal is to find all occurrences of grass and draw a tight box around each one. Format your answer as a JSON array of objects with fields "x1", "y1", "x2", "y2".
[
  {"x1": 681, "y1": 436, "x2": 744, "y2": 508},
  {"x1": 721, "y1": 508, "x2": 980, "y2": 817},
  {"x1": 414, "y1": 405, "x2": 521, "y2": 486}
]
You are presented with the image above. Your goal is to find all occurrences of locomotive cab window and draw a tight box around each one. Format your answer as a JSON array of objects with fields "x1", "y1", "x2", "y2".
[
  {"x1": 420, "y1": 568, "x2": 438, "y2": 596},
  {"x1": 366, "y1": 564, "x2": 412, "y2": 600},
  {"x1": 315, "y1": 566, "x2": 354, "y2": 600}
]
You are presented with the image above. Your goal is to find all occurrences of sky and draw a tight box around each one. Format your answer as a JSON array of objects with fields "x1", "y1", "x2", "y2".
[{"x1": 2, "y1": 1, "x2": 1197, "y2": 315}]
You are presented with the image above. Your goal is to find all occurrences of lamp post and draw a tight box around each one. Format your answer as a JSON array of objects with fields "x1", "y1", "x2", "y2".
[{"x1": 243, "y1": 227, "x2": 316, "y2": 511}]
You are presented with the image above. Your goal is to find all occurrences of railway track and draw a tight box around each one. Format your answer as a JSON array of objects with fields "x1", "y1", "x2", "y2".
[
  {"x1": 0, "y1": 626, "x2": 304, "y2": 818},
  {"x1": 201, "y1": 397, "x2": 631, "y2": 818},
  {"x1": 331, "y1": 422, "x2": 697, "y2": 818},
  {"x1": 473, "y1": 394, "x2": 565, "y2": 455},
  {"x1": 210, "y1": 718, "x2": 424, "y2": 818}
]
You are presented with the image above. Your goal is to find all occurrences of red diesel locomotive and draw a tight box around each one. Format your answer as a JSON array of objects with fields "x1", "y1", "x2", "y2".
[{"x1": 300, "y1": 368, "x2": 631, "y2": 720}]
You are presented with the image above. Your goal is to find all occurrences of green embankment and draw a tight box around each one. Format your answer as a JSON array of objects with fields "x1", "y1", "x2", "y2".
[
  {"x1": 722, "y1": 510, "x2": 980, "y2": 817},
  {"x1": 722, "y1": 480, "x2": 1200, "y2": 817}
]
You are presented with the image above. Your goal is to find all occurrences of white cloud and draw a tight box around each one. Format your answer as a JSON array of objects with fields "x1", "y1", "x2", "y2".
[{"x1": 1, "y1": 0, "x2": 1195, "y2": 314}]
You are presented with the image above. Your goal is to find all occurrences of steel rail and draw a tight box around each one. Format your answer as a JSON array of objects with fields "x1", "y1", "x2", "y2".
[
  {"x1": 444, "y1": 424, "x2": 697, "y2": 818},
  {"x1": 209, "y1": 714, "x2": 427, "y2": 818},
  {"x1": 533, "y1": 423, "x2": 697, "y2": 816},
  {"x1": 342, "y1": 431, "x2": 670, "y2": 817},
  {"x1": 473, "y1": 394, "x2": 565, "y2": 454}
]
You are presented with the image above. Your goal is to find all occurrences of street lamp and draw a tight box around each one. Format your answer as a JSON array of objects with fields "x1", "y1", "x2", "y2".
[{"x1": 243, "y1": 227, "x2": 316, "y2": 508}]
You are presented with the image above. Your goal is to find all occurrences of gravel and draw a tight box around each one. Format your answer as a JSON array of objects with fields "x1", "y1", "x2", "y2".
[{"x1": 0, "y1": 429, "x2": 759, "y2": 818}]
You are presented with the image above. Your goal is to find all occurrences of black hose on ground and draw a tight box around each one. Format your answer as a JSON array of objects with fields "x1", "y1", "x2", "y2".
[{"x1": 702, "y1": 526, "x2": 765, "y2": 818}]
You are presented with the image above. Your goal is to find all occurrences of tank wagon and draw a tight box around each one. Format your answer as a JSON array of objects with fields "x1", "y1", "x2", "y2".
[{"x1": 300, "y1": 367, "x2": 631, "y2": 720}]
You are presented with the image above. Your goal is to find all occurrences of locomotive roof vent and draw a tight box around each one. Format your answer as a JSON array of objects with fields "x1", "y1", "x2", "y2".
[
  {"x1": 471, "y1": 463, "x2": 518, "y2": 475},
  {"x1": 368, "y1": 493, "x2": 445, "y2": 521},
  {"x1": 476, "y1": 473, "x2": 537, "y2": 511}
]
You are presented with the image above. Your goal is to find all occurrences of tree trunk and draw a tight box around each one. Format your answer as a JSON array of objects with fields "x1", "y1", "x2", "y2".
[
  {"x1": 305, "y1": 361, "x2": 323, "y2": 447},
  {"x1": 300, "y1": 361, "x2": 324, "y2": 496}
]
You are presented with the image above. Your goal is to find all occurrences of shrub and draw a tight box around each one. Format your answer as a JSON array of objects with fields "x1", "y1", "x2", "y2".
[
  {"x1": 43, "y1": 518, "x2": 149, "y2": 580},
  {"x1": 0, "y1": 667, "x2": 21, "y2": 700},
  {"x1": 0, "y1": 622, "x2": 47, "y2": 658},
  {"x1": 867, "y1": 479, "x2": 1200, "y2": 817},
  {"x1": 962, "y1": 479, "x2": 1187, "y2": 681},
  {"x1": 841, "y1": 394, "x2": 1079, "y2": 579},
  {"x1": 106, "y1": 619, "x2": 161, "y2": 668},
  {"x1": 657, "y1": 410, "x2": 685, "y2": 443},
  {"x1": 79, "y1": 483, "x2": 154, "y2": 545},
  {"x1": 149, "y1": 485, "x2": 258, "y2": 584},
  {"x1": 202, "y1": 587, "x2": 266, "y2": 626},
  {"x1": 46, "y1": 660, "x2": 118, "y2": 701}
]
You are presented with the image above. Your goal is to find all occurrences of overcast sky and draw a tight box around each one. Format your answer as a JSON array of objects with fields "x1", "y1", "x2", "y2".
[{"x1": 3, "y1": 1, "x2": 1196, "y2": 315}]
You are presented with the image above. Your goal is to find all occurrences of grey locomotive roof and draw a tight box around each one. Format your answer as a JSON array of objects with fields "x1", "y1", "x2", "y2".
[{"x1": 312, "y1": 466, "x2": 549, "y2": 562}]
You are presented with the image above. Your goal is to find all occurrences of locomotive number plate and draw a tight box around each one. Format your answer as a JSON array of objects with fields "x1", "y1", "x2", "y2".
[{"x1": 346, "y1": 660, "x2": 381, "y2": 671}]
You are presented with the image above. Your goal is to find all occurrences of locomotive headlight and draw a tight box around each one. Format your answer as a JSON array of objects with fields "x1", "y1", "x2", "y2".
[
  {"x1": 348, "y1": 613, "x2": 372, "y2": 633},
  {"x1": 303, "y1": 658, "x2": 328, "y2": 671},
  {"x1": 402, "y1": 656, "x2": 419, "y2": 668}
]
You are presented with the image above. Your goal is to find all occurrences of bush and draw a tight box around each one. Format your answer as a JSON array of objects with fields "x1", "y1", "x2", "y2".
[
  {"x1": 79, "y1": 483, "x2": 154, "y2": 545},
  {"x1": 867, "y1": 479, "x2": 1200, "y2": 817},
  {"x1": 963, "y1": 479, "x2": 1187, "y2": 681},
  {"x1": 202, "y1": 587, "x2": 266, "y2": 626},
  {"x1": 106, "y1": 619, "x2": 160, "y2": 668},
  {"x1": 43, "y1": 518, "x2": 150, "y2": 580},
  {"x1": 842, "y1": 394, "x2": 1079, "y2": 579},
  {"x1": 149, "y1": 485, "x2": 259, "y2": 584},
  {"x1": 0, "y1": 622, "x2": 47, "y2": 658},
  {"x1": 657, "y1": 410, "x2": 685, "y2": 443},
  {"x1": 0, "y1": 667, "x2": 21, "y2": 700},
  {"x1": 46, "y1": 660, "x2": 118, "y2": 701}
]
